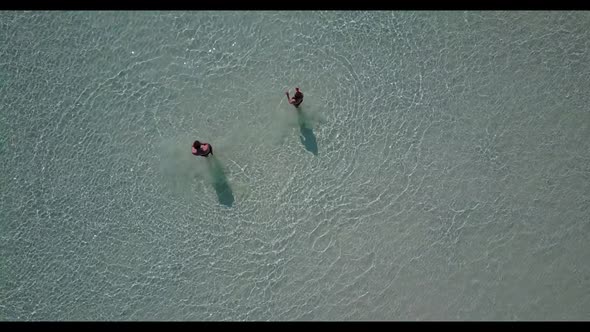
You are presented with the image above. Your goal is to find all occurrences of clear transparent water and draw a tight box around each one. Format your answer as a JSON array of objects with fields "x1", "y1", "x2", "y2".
[{"x1": 1, "y1": 11, "x2": 589, "y2": 320}]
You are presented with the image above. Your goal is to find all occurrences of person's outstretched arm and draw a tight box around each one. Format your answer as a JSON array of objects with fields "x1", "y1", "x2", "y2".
[{"x1": 286, "y1": 91, "x2": 293, "y2": 104}]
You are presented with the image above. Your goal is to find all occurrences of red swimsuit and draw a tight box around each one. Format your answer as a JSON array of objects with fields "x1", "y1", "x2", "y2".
[{"x1": 192, "y1": 143, "x2": 213, "y2": 157}]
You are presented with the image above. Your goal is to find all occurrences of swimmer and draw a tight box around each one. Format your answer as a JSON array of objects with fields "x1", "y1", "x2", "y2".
[
  {"x1": 285, "y1": 87, "x2": 304, "y2": 108},
  {"x1": 191, "y1": 140, "x2": 213, "y2": 157}
]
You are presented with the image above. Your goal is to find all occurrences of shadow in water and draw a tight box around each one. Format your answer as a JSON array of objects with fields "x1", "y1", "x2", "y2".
[
  {"x1": 206, "y1": 156, "x2": 234, "y2": 207},
  {"x1": 296, "y1": 109, "x2": 318, "y2": 156}
]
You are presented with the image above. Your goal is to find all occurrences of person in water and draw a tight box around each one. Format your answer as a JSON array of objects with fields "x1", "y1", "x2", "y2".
[
  {"x1": 285, "y1": 87, "x2": 304, "y2": 108},
  {"x1": 192, "y1": 140, "x2": 213, "y2": 157}
]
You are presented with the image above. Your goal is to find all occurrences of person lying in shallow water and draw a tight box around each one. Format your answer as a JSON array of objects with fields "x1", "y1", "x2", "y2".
[{"x1": 191, "y1": 140, "x2": 213, "y2": 157}]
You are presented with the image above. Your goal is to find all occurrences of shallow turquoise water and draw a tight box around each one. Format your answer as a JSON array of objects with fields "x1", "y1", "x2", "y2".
[{"x1": 1, "y1": 11, "x2": 589, "y2": 320}]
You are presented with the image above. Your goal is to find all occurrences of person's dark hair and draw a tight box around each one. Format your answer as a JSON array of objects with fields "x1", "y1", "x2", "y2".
[{"x1": 193, "y1": 140, "x2": 201, "y2": 149}]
